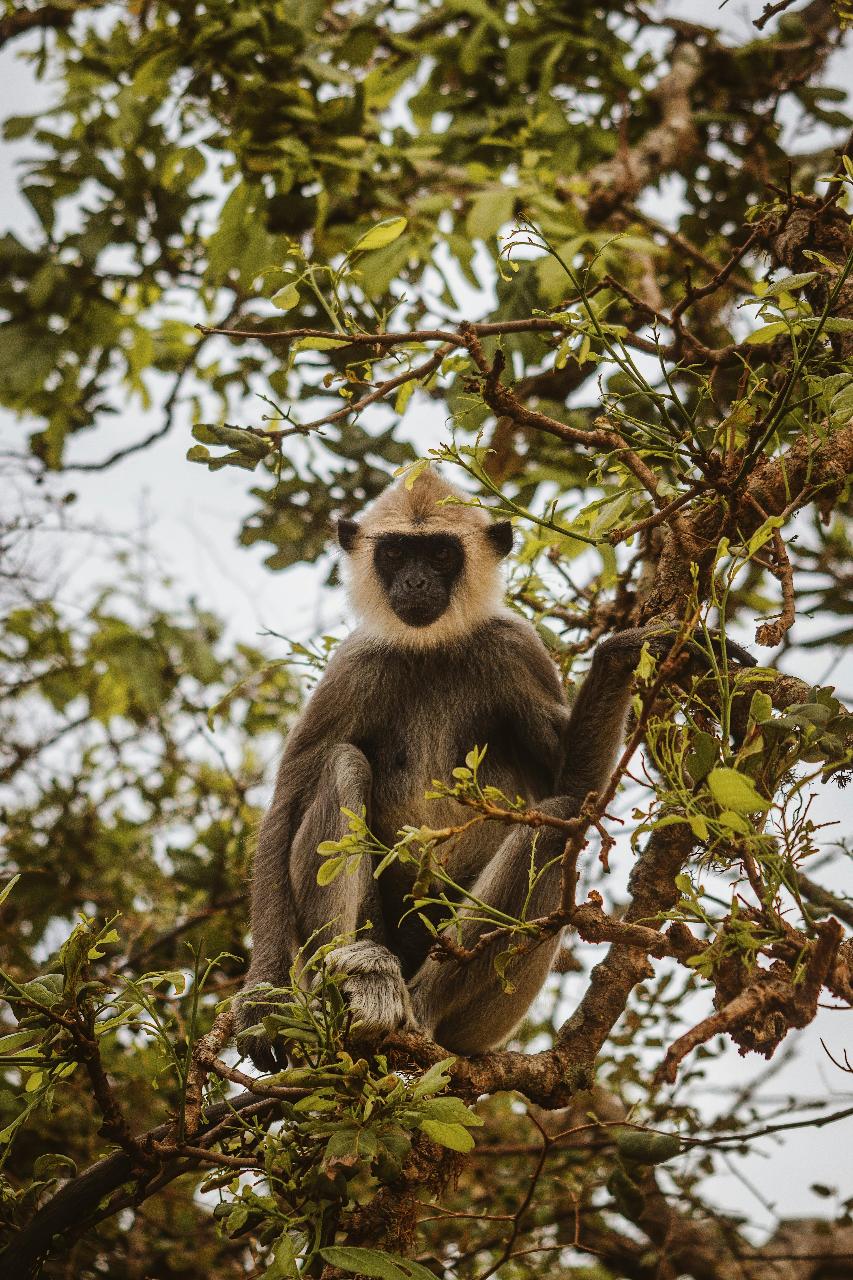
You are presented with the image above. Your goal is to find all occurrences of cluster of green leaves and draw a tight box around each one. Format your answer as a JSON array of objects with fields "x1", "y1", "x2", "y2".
[
  {"x1": 0, "y1": 904, "x2": 219, "y2": 1151},
  {"x1": 4, "y1": 2, "x2": 851, "y2": 571},
  {"x1": 1, "y1": 567, "x2": 296, "y2": 955},
  {"x1": 630, "y1": 554, "x2": 852, "y2": 939},
  {"x1": 0, "y1": 549, "x2": 302, "y2": 1273},
  {"x1": 0, "y1": 878, "x2": 484, "y2": 1279},
  {"x1": 314, "y1": 746, "x2": 557, "y2": 975},
  {"x1": 222, "y1": 964, "x2": 482, "y2": 1273}
]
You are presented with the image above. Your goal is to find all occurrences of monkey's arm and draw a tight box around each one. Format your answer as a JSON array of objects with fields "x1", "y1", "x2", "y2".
[
  {"x1": 237, "y1": 658, "x2": 366, "y2": 1057},
  {"x1": 557, "y1": 633, "x2": 640, "y2": 801},
  {"x1": 559, "y1": 626, "x2": 756, "y2": 800},
  {"x1": 240, "y1": 738, "x2": 414, "y2": 1066}
]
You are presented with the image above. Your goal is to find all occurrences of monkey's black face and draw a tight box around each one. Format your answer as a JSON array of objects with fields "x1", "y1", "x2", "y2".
[{"x1": 373, "y1": 533, "x2": 465, "y2": 627}]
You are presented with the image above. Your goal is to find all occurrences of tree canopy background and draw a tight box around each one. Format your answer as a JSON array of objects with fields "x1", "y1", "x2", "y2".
[{"x1": 1, "y1": 2, "x2": 853, "y2": 1278}]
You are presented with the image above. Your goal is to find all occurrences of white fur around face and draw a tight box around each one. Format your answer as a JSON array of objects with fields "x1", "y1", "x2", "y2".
[{"x1": 342, "y1": 470, "x2": 510, "y2": 649}]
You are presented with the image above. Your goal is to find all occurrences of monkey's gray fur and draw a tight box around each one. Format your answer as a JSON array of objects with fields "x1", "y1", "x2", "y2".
[{"x1": 237, "y1": 469, "x2": 754, "y2": 1069}]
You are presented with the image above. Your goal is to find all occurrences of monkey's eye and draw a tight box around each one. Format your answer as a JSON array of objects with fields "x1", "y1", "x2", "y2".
[
  {"x1": 380, "y1": 544, "x2": 405, "y2": 565},
  {"x1": 433, "y1": 546, "x2": 455, "y2": 567}
]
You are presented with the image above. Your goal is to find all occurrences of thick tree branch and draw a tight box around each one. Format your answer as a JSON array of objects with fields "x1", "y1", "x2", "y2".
[
  {"x1": 0, "y1": 4, "x2": 75, "y2": 49},
  {"x1": 640, "y1": 419, "x2": 853, "y2": 619},
  {"x1": 0, "y1": 1091, "x2": 278, "y2": 1278},
  {"x1": 585, "y1": 44, "x2": 702, "y2": 223}
]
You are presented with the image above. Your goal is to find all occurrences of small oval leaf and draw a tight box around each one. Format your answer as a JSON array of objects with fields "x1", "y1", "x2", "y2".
[
  {"x1": 271, "y1": 283, "x2": 300, "y2": 311},
  {"x1": 351, "y1": 216, "x2": 407, "y2": 252},
  {"x1": 707, "y1": 767, "x2": 771, "y2": 814}
]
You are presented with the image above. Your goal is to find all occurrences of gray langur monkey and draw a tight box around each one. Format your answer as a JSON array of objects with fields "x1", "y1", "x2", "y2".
[{"x1": 237, "y1": 469, "x2": 755, "y2": 1069}]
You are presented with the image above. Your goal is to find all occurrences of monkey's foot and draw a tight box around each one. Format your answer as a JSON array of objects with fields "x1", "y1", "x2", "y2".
[
  {"x1": 322, "y1": 940, "x2": 419, "y2": 1040},
  {"x1": 233, "y1": 988, "x2": 289, "y2": 1072},
  {"x1": 237, "y1": 1029, "x2": 283, "y2": 1073}
]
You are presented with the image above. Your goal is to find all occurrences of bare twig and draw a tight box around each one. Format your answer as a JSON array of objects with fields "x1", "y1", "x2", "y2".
[
  {"x1": 754, "y1": 526, "x2": 797, "y2": 647},
  {"x1": 754, "y1": 0, "x2": 800, "y2": 31},
  {"x1": 656, "y1": 918, "x2": 845, "y2": 1083}
]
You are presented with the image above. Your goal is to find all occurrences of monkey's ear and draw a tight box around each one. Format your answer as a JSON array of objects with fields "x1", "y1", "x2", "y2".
[
  {"x1": 487, "y1": 520, "x2": 513, "y2": 559},
  {"x1": 337, "y1": 518, "x2": 360, "y2": 553}
]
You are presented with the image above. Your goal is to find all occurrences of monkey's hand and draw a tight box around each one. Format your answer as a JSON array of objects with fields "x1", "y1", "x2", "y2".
[
  {"x1": 598, "y1": 625, "x2": 757, "y2": 672},
  {"x1": 321, "y1": 940, "x2": 420, "y2": 1042}
]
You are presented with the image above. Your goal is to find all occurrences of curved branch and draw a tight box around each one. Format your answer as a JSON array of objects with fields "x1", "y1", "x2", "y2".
[
  {"x1": 0, "y1": 1090, "x2": 278, "y2": 1278},
  {"x1": 0, "y1": 4, "x2": 78, "y2": 49}
]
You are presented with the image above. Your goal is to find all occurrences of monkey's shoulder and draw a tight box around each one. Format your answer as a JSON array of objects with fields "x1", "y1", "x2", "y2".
[
  {"x1": 285, "y1": 615, "x2": 566, "y2": 764},
  {"x1": 340, "y1": 611, "x2": 563, "y2": 691},
  {"x1": 478, "y1": 612, "x2": 567, "y2": 701}
]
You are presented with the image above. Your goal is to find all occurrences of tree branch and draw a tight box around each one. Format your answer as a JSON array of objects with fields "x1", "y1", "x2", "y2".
[{"x1": 0, "y1": 4, "x2": 76, "y2": 49}]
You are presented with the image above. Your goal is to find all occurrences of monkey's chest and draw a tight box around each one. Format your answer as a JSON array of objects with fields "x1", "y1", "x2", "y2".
[{"x1": 358, "y1": 720, "x2": 522, "y2": 887}]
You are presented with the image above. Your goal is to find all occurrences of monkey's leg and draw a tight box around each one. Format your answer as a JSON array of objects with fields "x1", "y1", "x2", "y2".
[
  {"x1": 240, "y1": 744, "x2": 415, "y2": 1067},
  {"x1": 287, "y1": 746, "x2": 417, "y2": 1040},
  {"x1": 409, "y1": 796, "x2": 576, "y2": 1054},
  {"x1": 241, "y1": 743, "x2": 371, "y2": 994}
]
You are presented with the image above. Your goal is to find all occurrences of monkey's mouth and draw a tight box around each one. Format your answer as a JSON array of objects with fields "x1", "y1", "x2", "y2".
[{"x1": 391, "y1": 597, "x2": 448, "y2": 627}]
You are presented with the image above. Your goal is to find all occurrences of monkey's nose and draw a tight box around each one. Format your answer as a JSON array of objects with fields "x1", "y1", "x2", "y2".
[{"x1": 402, "y1": 572, "x2": 429, "y2": 591}]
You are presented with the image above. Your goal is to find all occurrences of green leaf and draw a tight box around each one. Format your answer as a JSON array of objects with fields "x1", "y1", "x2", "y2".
[
  {"x1": 420, "y1": 1095, "x2": 483, "y2": 1126},
  {"x1": 830, "y1": 380, "x2": 853, "y2": 423},
  {"x1": 822, "y1": 317, "x2": 853, "y2": 332},
  {"x1": 262, "y1": 1235, "x2": 300, "y2": 1280},
  {"x1": 19, "y1": 974, "x2": 64, "y2": 1008},
  {"x1": 147, "y1": 970, "x2": 187, "y2": 995},
  {"x1": 320, "y1": 1246, "x2": 436, "y2": 1280},
  {"x1": 636, "y1": 642, "x2": 656, "y2": 681},
  {"x1": 419, "y1": 1118, "x2": 476, "y2": 1151},
  {"x1": 0, "y1": 1030, "x2": 37, "y2": 1056},
  {"x1": 395, "y1": 378, "x2": 416, "y2": 414},
  {"x1": 351, "y1": 216, "x2": 408, "y2": 253},
  {"x1": 90, "y1": 671, "x2": 130, "y2": 722},
  {"x1": 290, "y1": 335, "x2": 351, "y2": 352},
  {"x1": 270, "y1": 284, "x2": 300, "y2": 311},
  {"x1": 466, "y1": 189, "x2": 515, "y2": 240},
  {"x1": 707, "y1": 767, "x2": 771, "y2": 814},
  {"x1": 746, "y1": 515, "x2": 783, "y2": 555},
  {"x1": 411, "y1": 1056, "x2": 455, "y2": 1098},
  {"x1": 317, "y1": 855, "x2": 346, "y2": 885},
  {"x1": 615, "y1": 1128, "x2": 681, "y2": 1164},
  {"x1": 745, "y1": 321, "x2": 788, "y2": 344},
  {"x1": 716, "y1": 809, "x2": 752, "y2": 834},
  {"x1": 191, "y1": 423, "x2": 271, "y2": 459},
  {"x1": 685, "y1": 732, "x2": 717, "y2": 784},
  {"x1": 2, "y1": 115, "x2": 35, "y2": 141},
  {"x1": 32, "y1": 1152, "x2": 76, "y2": 1180},
  {"x1": 749, "y1": 691, "x2": 773, "y2": 724},
  {"x1": 762, "y1": 272, "x2": 818, "y2": 296},
  {"x1": 395, "y1": 1263, "x2": 437, "y2": 1280},
  {"x1": 399, "y1": 458, "x2": 431, "y2": 490},
  {"x1": 0, "y1": 873, "x2": 20, "y2": 907},
  {"x1": 786, "y1": 701, "x2": 832, "y2": 726}
]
